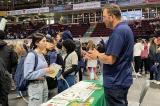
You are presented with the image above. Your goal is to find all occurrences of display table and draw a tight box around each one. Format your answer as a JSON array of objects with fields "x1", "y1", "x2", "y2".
[
  {"x1": 41, "y1": 80, "x2": 107, "y2": 106},
  {"x1": 85, "y1": 80, "x2": 107, "y2": 106}
]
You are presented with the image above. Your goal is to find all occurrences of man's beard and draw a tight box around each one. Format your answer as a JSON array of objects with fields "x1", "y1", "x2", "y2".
[{"x1": 105, "y1": 21, "x2": 113, "y2": 29}]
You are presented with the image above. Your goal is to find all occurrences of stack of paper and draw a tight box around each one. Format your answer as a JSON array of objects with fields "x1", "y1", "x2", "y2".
[{"x1": 42, "y1": 81, "x2": 96, "y2": 106}]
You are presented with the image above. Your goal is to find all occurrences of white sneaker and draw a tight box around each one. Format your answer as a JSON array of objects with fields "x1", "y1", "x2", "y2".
[
  {"x1": 136, "y1": 73, "x2": 142, "y2": 77},
  {"x1": 150, "y1": 80, "x2": 154, "y2": 83},
  {"x1": 153, "y1": 80, "x2": 157, "y2": 83},
  {"x1": 155, "y1": 81, "x2": 160, "y2": 84},
  {"x1": 16, "y1": 95, "x2": 21, "y2": 98}
]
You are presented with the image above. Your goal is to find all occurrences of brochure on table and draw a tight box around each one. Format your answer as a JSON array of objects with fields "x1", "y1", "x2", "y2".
[{"x1": 41, "y1": 81, "x2": 96, "y2": 106}]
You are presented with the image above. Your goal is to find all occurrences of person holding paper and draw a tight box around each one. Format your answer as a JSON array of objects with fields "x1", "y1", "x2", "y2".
[
  {"x1": 44, "y1": 35, "x2": 64, "y2": 98},
  {"x1": 85, "y1": 4, "x2": 134, "y2": 106},
  {"x1": 24, "y1": 33, "x2": 55, "y2": 106}
]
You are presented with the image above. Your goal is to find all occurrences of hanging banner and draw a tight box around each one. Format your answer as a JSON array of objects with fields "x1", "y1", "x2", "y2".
[
  {"x1": 7, "y1": 10, "x2": 23, "y2": 16},
  {"x1": 73, "y1": 1, "x2": 101, "y2": 10},
  {"x1": 7, "y1": 7, "x2": 49, "y2": 16}
]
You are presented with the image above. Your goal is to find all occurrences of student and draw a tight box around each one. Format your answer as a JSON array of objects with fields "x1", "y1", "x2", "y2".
[
  {"x1": 24, "y1": 33, "x2": 54, "y2": 106},
  {"x1": 45, "y1": 36, "x2": 64, "y2": 98},
  {"x1": 59, "y1": 39, "x2": 78, "y2": 92}
]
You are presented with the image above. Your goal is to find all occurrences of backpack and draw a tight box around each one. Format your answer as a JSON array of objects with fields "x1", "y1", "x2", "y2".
[
  {"x1": 47, "y1": 51, "x2": 57, "y2": 65},
  {"x1": 14, "y1": 51, "x2": 38, "y2": 91},
  {"x1": 0, "y1": 58, "x2": 11, "y2": 94}
]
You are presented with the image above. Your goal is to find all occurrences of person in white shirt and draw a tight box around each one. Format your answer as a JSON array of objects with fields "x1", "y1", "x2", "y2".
[{"x1": 133, "y1": 38, "x2": 144, "y2": 76}]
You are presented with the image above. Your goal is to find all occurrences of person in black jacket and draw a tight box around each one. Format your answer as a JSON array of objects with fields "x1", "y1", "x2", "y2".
[
  {"x1": 0, "y1": 30, "x2": 18, "y2": 74},
  {"x1": 45, "y1": 36, "x2": 64, "y2": 98},
  {"x1": 0, "y1": 30, "x2": 18, "y2": 106}
]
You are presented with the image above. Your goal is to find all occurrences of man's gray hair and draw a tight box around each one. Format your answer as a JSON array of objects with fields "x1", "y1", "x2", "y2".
[{"x1": 102, "y1": 4, "x2": 121, "y2": 19}]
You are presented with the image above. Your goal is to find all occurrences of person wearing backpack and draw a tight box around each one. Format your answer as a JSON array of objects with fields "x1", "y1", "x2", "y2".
[
  {"x1": 58, "y1": 39, "x2": 78, "y2": 92},
  {"x1": 44, "y1": 35, "x2": 64, "y2": 99},
  {"x1": 23, "y1": 33, "x2": 55, "y2": 106},
  {"x1": 61, "y1": 29, "x2": 82, "y2": 81}
]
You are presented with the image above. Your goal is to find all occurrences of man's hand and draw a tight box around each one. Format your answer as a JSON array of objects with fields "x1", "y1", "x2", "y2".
[{"x1": 84, "y1": 48, "x2": 100, "y2": 60}]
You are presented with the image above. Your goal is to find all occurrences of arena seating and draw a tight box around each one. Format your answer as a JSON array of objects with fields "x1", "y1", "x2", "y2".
[{"x1": 5, "y1": 19, "x2": 160, "y2": 39}]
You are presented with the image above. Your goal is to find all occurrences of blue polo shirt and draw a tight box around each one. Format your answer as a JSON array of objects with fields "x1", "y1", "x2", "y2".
[{"x1": 103, "y1": 22, "x2": 134, "y2": 89}]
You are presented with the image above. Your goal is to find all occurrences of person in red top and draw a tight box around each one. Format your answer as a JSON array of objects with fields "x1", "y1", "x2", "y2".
[{"x1": 140, "y1": 39, "x2": 149, "y2": 74}]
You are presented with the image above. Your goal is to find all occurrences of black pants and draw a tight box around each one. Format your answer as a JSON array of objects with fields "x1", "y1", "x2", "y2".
[
  {"x1": 140, "y1": 58, "x2": 149, "y2": 74},
  {"x1": 0, "y1": 95, "x2": 9, "y2": 106},
  {"x1": 148, "y1": 58, "x2": 155, "y2": 80},
  {"x1": 104, "y1": 87, "x2": 129, "y2": 106},
  {"x1": 134, "y1": 56, "x2": 142, "y2": 73}
]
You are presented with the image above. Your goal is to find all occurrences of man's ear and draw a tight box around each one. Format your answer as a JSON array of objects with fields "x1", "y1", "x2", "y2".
[{"x1": 111, "y1": 15, "x2": 116, "y2": 20}]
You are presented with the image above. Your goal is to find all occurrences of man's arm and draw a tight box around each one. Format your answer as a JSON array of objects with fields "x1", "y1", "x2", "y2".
[{"x1": 97, "y1": 53, "x2": 117, "y2": 65}]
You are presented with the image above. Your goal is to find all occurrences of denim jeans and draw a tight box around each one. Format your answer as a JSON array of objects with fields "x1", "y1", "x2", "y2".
[
  {"x1": 155, "y1": 70, "x2": 160, "y2": 81},
  {"x1": 58, "y1": 75, "x2": 75, "y2": 93},
  {"x1": 28, "y1": 80, "x2": 48, "y2": 106},
  {"x1": 104, "y1": 87, "x2": 129, "y2": 106}
]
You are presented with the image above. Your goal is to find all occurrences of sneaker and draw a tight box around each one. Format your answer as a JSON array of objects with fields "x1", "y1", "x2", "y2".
[
  {"x1": 16, "y1": 95, "x2": 21, "y2": 98},
  {"x1": 150, "y1": 80, "x2": 155, "y2": 83},
  {"x1": 136, "y1": 73, "x2": 142, "y2": 77},
  {"x1": 151, "y1": 80, "x2": 157, "y2": 83},
  {"x1": 155, "y1": 81, "x2": 160, "y2": 84}
]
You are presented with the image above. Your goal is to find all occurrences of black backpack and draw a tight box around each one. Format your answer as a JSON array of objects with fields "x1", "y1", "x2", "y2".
[{"x1": 0, "y1": 58, "x2": 11, "y2": 94}]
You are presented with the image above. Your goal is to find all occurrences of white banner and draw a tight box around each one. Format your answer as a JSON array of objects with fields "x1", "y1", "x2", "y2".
[
  {"x1": 7, "y1": 7, "x2": 49, "y2": 16},
  {"x1": 73, "y1": 1, "x2": 101, "y2": 10},
  {"x1": 122, "y1": 10, "x2": 142, "y2": 20},
  {"x1": 39, "y1": 7, "x2": 49, "y2": 13},
  {"x1": 25, "y1": 8, "x2": 39, "y2": 14},
  {"x1": 7, "y1": 10, "x2": 23, "y2": 16}
]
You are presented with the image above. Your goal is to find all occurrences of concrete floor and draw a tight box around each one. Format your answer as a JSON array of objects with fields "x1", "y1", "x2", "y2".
[
  {"x1": 128, "y1": 75, "x2": 160, "y2": 106},
  {"x1": 8, "y1": 74, "x2": 160, "y2": 106}
]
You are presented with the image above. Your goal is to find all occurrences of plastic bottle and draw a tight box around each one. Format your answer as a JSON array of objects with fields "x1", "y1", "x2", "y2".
[{"x1": 90, "y1": 67, "x2": 94, "y2": 80}]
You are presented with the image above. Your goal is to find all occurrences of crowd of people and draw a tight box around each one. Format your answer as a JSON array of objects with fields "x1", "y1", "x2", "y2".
[
  {"x1": 1, "y1": 3, "x2": 160, "y2": 106},
  {"x1": 134, "y1": 37, "x2": 160, "y2": 82},
  {"x1": 0, "y1": 26, "x2": 105, "y2": 106}
]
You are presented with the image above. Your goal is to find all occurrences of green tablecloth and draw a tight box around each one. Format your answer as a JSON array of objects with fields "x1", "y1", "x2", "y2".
[{"x1": 85, "y1": 80, "x2": 107, "y2": 106}]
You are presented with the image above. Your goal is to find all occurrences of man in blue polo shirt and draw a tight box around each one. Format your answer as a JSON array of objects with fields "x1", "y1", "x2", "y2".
[{"x1": 85, "y1": 4, "x2": 134, "y2": 106}]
